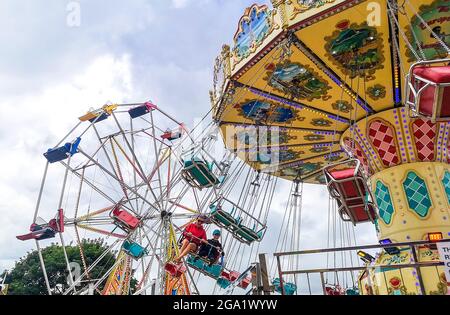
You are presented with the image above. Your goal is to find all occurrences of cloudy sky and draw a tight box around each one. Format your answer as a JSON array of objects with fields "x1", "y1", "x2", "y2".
[{"x1": 0, "y1": 0, "x2": 378, "y2": 294}]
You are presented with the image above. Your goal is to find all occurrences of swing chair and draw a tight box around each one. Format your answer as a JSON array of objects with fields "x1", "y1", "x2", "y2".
[
  {"x1": 209, "y1": 196, "x2": 266, "y2": 245},
  {"x1": 345, "y1": 287, "x2": 359, "y2": 295},
  {"x1": 405, "y1": 58, "x2": 450, "y2": 122},
  {"x1": 16, "y1": 209, "x2": 64, "y2": 241},
  {"x1": 165, "y1": 261, "x2": 187, "y2": 278},
  {"x1": 216, "y1": 270, "x2": 251, "y2": 290},
  {"x1": 161, "y1": 125, "x2": 184, "y2": 141},
  {"x1": 325, "y1": 284, "x2": 345, "y2": 295},
  {"x1": 128, "y1": 102, "x2": 157, "y2": 119},
  {"x1": 186, "y1": 254, "x2": 224, "y2": 279},
  {"x1": 272, "y1": 278, "x2": 297, "y2": 295},
  {"x1": 323, "y1": 159, "x2": 377, "y2": 225},
  {"x1": 182, "y1": 224, "x2": 225, "y2": 279},
  {"x1": 180, "y1": 142, "x2": 229, "y2": 189},
  {"x1": 122, "y1": 240, "x2": 148, "y2": 260},
  {"x1": 110, "y1": 204, "x2": 140, "y2": 233},
  {"x1": 44, "y1": 137, "x2": 81, "y2": 163},
  {"x1": 79, "y1": 104, "x2": 118, "y2": 123}
]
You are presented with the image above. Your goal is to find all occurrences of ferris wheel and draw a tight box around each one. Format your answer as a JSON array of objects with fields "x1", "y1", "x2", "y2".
[{"x1": 16, "y1": 97, "x2": 279, "y2": 295}]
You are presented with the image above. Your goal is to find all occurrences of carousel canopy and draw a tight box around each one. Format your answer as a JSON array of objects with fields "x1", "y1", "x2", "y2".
[{"x1": 211, "y1": 0, "x2": 450, "y2": 184}]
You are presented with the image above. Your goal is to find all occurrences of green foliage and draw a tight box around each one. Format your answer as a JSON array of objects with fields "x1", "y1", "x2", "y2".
[{"x1": 1, "y1": 238, "x2": 117, "y2": 295}]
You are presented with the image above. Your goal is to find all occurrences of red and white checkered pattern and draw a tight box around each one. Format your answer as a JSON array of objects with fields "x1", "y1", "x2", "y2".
[
  {"x1": 412, "y1": 119, "x2": 436, "y2": 162},
  {"x1": 368, "y1": 120, "x2": 399, "y2": 167},
  {"x1": 344, "y1": 138, "x2": 371, "y2": 175}
]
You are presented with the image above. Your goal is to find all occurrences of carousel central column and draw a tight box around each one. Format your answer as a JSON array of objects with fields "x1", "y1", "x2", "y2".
[
  {"x1": 342, "y1": 108, "x2": 450, "y2": 295},
  {"x1": 370, "y1": 161, "x2": 450, "y2": 242},
  {"x1": 342, "y1": 108, "x2": 450, "y2": 242}
]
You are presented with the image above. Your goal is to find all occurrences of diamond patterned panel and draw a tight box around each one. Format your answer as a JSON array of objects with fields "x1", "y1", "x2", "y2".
[
  {"x1": 368, "y1": 120, "x2": 399, "y2": 167},
  {"x1": 374, "y1": 181, "x2": 394, "y2": 225},
  {"x1": 442, "y1": 171, "x2": 450, "y2": 205},
  {"x1": 344, "y1": 137, "x2": 371, "y2": 175},
  {"x1": 412, "y1": 119, "x2": 436, "y2": 162},
  {"x1": 403, "y1": 172, "x2": 432, "y2": 218}
]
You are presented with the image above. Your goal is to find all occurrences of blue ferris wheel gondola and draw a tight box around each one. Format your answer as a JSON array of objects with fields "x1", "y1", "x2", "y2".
[{"x1": 43, "y1": 137, "x2": 81, "y2": 163}]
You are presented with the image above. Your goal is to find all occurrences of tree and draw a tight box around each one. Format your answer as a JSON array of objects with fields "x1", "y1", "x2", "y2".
[{"x1": 1, "y1": 238, "x2": 125, "y2": 295}]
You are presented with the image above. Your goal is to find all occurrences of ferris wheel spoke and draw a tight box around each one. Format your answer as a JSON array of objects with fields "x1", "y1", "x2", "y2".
[
  {"x1": 33, "y1": 162, "x2": 49, "y2": 224},
  {"x1": 77, "y1": 148, "x2": 158, "y2": 213},
  {"x1": 64, "y1": 238, "x2": 122, "y2": 295},
  {"x1": 60, "y1": 161, "x2": 119, "y2": 205},
  {"x1": 76, "y1": 224, "x2": 127, "y2": 239},
  {"x1": 111, "y1": 112, "x2": 163, "y2": 210}
]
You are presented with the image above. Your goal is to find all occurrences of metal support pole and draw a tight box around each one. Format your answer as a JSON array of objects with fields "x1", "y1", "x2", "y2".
[
  {"x1": 410, "y1": 244, "x2": 427, "y2": 295},
  {"x1": 57, "y1": 155, "x2": 76, "y2": 292},
  {"x1": 36, "y1": 240, "x2": 52, "y2": 295}
]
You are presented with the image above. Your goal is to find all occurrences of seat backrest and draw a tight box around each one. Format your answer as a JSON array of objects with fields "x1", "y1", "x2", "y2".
[
  {"x1": 413, "y1": 65, "x2": 450, "y2": 84},
  {"x1": 112, "y1": 206, "x2": 121, "y2": 217},
  {"x1": 331, "y1": 176, "x2": 367, "y2": 199},
  {"x1": 328, "y1": 168, "x2": 356, "y2": 180}
]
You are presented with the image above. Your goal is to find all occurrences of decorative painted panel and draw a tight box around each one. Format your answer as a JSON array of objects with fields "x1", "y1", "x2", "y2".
[
  {"x1": 324, "y1": 20, "x2": 384, "y2": 79},
  {"x1": 343, "y1": 137, "x2": 372, "y2": 175},
  {"x1": 412, "y1": 119, "x2": 436, "y2": 162},
  {"x1": 237, "y1": 99, "x2": 299, "y2": 124},
  {"x1": 374, "y1": 181, "x2": 394, "y2": 225},
  {"x1": 442, "y1": 171, "x2": 450, "y2": 205},
  {"x1": 368, "y1": 120, "x2": 400, "y2": 167},
  {"x1": 233, "y1": 4, "x2": 275, "y2": 61},
  {"x1": 264, "y1": 61, "x2": 331, "y2": 101},
  {"x1": 403, "y1": 172, "x2": 432, "y2": 218}
]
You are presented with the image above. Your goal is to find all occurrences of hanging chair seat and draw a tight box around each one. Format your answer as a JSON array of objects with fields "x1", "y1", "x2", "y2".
[
  {"x1": 186, "y1": 254, "x2": 223, "y2": 279},
  {"x1": 406, "y1": 60, "x2": 450, "y2": 121},
  {"x1": 345, "y1": 288, "x2": 359, "y2": 295},
  {"x1": 217, "y1": 270, "x2": 250, "y2": 290},
  {"x1": 16, "y1": 225, "x2": 56, "y2": 241},
  {"x1": 111, "y1": 206, "x2": 140, "y2": 232},
  {"x1": 89, "y1": 112, "x2": 109, "y2": 123},
  {"x1": 272, "y1": 278, "x2": 297, "y2": 295},
  {"x1": 122, "y1": 240, "x2": 147, "y2": 259},
  {"x1": 182, "y1": 158, "x2": 221, "y2": 189},
  {"x1": 324, "y1": 161, "x2": 376, "y2": 225},
  {"x1": 216, "y1": 277, "x2": 231, "y2": 289},
  {"x1": 44, "y1": 137, "x2": 81, "y2": 163},
  {"x1": 238, "y1": 275, "x2": 251, "y2": 289},
  {"x1": 16, "y1": 210, "x2": 64, "y2": 241},
  {"x1": 325, "y1": 285, "x2": 345, "y2": 295},
  {"x1": 128, "y1": 103, "x2": 156, "y2": 119},
  {"x1": 161, "y1": 128, "x2": 183, "y2": 141},
  {"x1": 217, "y1": 271, "x2": 238, "y2": 288},
  {"x1": 210, "y1": 205, "x2": 238, "y2": 227},
  {"x1": 165, "y1": 261, "x2": 186, "y2": 278},
  {"x1": 235, "y1": 225, "x2": 264, "y2": 244}
]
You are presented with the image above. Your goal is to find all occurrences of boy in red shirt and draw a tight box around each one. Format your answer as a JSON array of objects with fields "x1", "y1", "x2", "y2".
[{"x1": 174, "y1": 215, "x2": 208, "y2": 262}]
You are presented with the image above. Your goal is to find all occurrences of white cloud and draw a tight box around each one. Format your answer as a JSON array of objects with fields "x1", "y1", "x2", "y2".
[{"x1": 172, "y1": 0, "x2": 191, "y2": 9}]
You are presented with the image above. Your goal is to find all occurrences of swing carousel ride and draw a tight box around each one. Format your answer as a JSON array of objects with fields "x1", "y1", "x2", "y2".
[{"x1": 16, "y1": 0, "x2": 450, "y2": 295}]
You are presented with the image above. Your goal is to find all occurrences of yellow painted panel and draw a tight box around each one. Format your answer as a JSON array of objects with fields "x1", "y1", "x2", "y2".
[
  {"x1": 236, "y1": 41, "x2": 364, "y2": 121},
  {"x1": 295, "y1": 0, "x2": 395, "y2": 112},
  {"x1": 218, "y1": 86, "x2": 349, "y2": 131}
]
